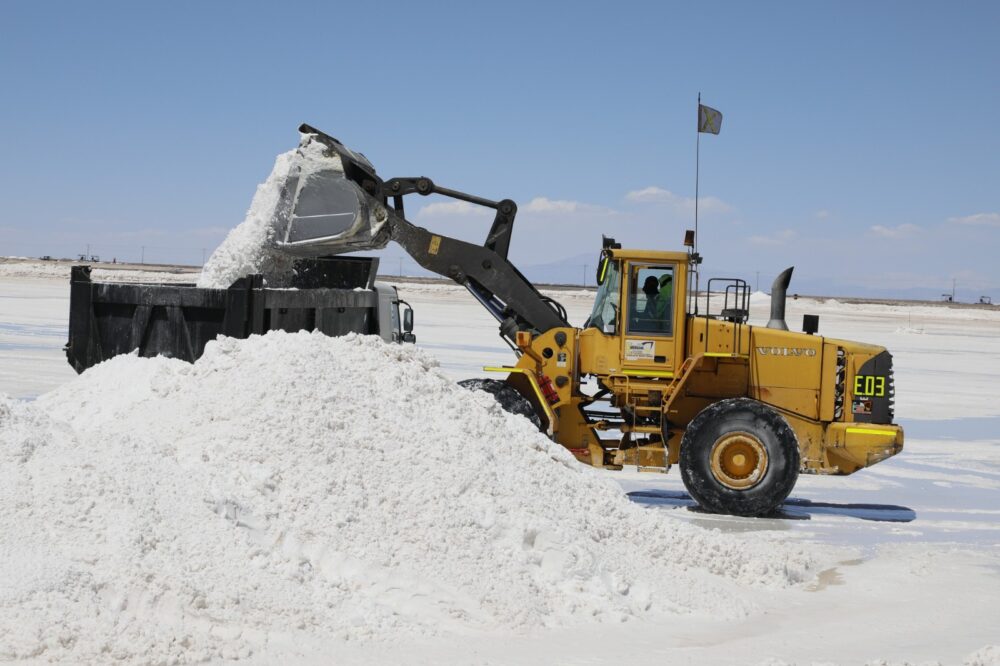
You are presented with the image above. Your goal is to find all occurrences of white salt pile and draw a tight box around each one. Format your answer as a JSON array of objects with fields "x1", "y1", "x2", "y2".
[
  {"x1": 197, "y1": 138, "x2": 340, "y2": 289},
  {"x1": 1, "y1": 333, "x2": 824, "y2": 662}
]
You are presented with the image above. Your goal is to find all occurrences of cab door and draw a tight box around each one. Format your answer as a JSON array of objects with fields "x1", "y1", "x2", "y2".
[{"x1": 620, "y1": 262, "x2": 679, "y2": 375}]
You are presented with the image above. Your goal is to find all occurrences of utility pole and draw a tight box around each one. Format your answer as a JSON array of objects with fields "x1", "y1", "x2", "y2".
[
  {"x1": 583, "y1": 264, "x2": 587, "y2": 287},
  {"x1": 399, "y1": 257, "x2": 403, "y2": 277},
  {"x1": 141, "y1": 246, "x2": 145, "y2": 264},
  {"x1": 952, "y1": 278, "x2": 956, "y2": 302},
  {"x1": 201, "y1": 248, "x2": 207, "y2": 265}
]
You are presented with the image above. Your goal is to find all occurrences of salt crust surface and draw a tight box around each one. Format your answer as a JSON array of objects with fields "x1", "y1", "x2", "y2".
[
  {"x1": 0, "y1": 262, "x2": 196, "y2": 283},
  {"x1": 762, "y1": 648, "x2": 1000, "y2": 666},
  {"x1": 859, "y1": 644, "x2": 1000, "y2": 666},
  {"x1": 2, "y1": 332, "x2": 823, "y2": 662},
  {"x1": 197, "y1": 138, "x2": 341, "y2": 289}
]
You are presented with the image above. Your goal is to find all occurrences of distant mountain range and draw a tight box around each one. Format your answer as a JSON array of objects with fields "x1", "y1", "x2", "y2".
[
  {"x1": 371, "y1": 251, "x2": 996, "y2": 304},
  {"x1": 498, "y1": 254, "x2": 996, "y2": 304}
]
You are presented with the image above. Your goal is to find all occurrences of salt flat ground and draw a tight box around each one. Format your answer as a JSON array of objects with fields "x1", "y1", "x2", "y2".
[{"x1": 1, "y1": 266, "x2": 998, "y2": 665}]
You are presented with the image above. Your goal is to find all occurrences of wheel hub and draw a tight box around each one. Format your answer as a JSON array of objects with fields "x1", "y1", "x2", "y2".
[{"x1": 709, "y1": 432, "x2": 769, "y2": 490}]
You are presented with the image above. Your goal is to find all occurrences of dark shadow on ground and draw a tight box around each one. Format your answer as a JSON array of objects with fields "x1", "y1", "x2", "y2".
[
  {"x1": 626, "y1": 489, "x2": 697, "y2": 509},
  {"x1": 626, "y1": 490, "x2": 916, "y2": 523},
  {"x1": 781, "y1": 497, "x2": 916, "y2": 522}
]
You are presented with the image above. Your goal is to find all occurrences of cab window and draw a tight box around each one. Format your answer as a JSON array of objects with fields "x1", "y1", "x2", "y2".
[
  {"x1": 585, "y1": 259, "x2": 621, "y2": 332},
  {"x1": 627, "y1": 265, "x2": 673, "y2": 336}
]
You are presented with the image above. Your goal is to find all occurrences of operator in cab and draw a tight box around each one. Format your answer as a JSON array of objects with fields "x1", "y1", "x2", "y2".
[{"x1": 641, "y1": 274, "x2": 672, "y2": 331}]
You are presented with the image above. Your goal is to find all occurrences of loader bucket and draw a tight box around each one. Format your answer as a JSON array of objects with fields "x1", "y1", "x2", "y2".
[{"x1": 272, "y1": 128, "x2": 391, "y2": 256}]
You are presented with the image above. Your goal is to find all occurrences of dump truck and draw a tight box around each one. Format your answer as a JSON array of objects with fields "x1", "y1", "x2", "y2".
[
  {"x1": 65, "y1": 256, "x2": 415, "y2": 372},
  {"x1": 271, "y1": 125, "x2": 903, "y2": 516}
]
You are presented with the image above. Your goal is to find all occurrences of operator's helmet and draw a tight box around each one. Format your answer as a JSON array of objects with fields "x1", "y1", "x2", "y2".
[{"x1": 643, "y1": 276, "x2": 659, "y2": 297}]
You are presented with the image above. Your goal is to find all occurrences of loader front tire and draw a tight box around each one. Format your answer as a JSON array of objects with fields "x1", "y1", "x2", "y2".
[
  {"x1": 458, "y1": 378, "x2": 543, "y2": 430},
  {"x1": 679, "y1": 398, "x2": 799, "y2": 517}
]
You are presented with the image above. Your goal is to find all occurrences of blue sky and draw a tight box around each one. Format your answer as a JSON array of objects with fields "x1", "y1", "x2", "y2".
[{"x1": 1, "y1": 1, "x2": 997, "y2": 298}]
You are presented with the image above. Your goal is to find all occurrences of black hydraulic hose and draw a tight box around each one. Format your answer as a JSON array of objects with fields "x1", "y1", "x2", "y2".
[{"x1": 541, "y1": 296, "x2": 568, "y2": 322}]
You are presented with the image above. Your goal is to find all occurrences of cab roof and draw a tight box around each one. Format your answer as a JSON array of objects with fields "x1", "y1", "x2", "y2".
[{"x1": 609, "y1": 248, "x2": 690, "y2": 263}]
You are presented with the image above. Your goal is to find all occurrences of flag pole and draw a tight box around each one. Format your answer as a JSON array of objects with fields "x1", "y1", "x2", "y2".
[
  {"x1": 693, "y1": 92, "x2": 701, "y2": 314},
  {"x1": 695, "y1": 91, "x2": 700, "y2": 257}
]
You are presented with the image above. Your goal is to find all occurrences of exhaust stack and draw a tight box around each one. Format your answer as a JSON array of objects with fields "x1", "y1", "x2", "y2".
[{"x1": 767, "y1": 266, "x2": 794, "y2": 330}]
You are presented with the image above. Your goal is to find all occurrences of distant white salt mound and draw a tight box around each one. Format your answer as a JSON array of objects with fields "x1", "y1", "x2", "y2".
[
  {"x1": 1, "y1": 334, "x2": 826, "y2": 662},
  {"x1": 965, "y1": 645, "x2": 1000, "y2": 666},
  {"x1": 894, "y1": 326, "x2": 925, "y2": 334},
  {"x1": 197, "y1": 139, "x2": 340, "y2": 289}
]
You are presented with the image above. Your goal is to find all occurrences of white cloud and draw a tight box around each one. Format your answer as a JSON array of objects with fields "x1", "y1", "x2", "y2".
[
  {"x1": 416, "y1": 200, "x2": 491, "y2": 218},
  {"x1": 417, "y1": 196, "x2": 617, "y2": 217},
  {"x1": 625, "y1": 186, "x2": 673, "y2": 203},
  {"x1": 748, "y1": 229, "x2": 797, "y2": 246},
  {"x1": 948, "y1": 212, "x2": 1000, "y2": 227},
  {"x1": 522, "y1": 197, "x2": 616, "y2": 215},
  {"x1": 815, "y1": 209, "x2": 832, "y2": 219},
  {"x1": 624, "y1": 186, "x2": 732, "y2": 214},
  {"x1": 524, "y1": 197, "x2": 580, "y2": 213},
  {"x1": 869, "y1": 223, "x2": 920, "y2": 239}
]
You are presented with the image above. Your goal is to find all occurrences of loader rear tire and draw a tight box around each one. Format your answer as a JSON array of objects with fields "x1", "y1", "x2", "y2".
[
  {"x1": 458, "y1": 378, "x2": 543, "y2": 430},
  {"x1": 679, "y1": 398, "x2": 799, "y2": 517}
]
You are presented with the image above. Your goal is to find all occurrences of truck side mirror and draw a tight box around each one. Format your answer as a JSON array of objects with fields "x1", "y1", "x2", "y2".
[{"x1": 402, "y1": 304, "x2": 414, "y2": 333}]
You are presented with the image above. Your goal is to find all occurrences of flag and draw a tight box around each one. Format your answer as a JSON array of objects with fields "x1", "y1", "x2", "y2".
[{"x1": 698, "y1": 104, "x2": 722, "y2": 134}]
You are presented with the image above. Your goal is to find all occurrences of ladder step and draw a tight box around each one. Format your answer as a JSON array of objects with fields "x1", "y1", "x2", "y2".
[{"x1": 625, "y1": 425, "x2": 662, "y2": 433}]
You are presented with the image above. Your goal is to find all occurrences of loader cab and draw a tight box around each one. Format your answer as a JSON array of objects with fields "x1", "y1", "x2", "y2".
[{"x1": 584, "y1": 246, "x2": 689, "y2": 376}]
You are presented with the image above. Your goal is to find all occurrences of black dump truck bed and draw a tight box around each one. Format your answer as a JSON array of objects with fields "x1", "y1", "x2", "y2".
[{"x1": 65, "y1": 256, "x2": 414, "y2": 373}]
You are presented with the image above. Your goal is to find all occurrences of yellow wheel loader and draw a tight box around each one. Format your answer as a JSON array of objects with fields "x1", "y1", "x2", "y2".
[{"x1": 272, "y1": 125, "x2": 903, "y2": 516}]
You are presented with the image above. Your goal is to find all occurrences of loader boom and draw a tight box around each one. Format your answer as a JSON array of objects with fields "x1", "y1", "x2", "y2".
[{"x1": 279, "y1": 125, "x2": 569, "y2": 342}]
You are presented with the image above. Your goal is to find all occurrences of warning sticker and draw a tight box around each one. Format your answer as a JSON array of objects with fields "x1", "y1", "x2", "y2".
[
  {"x1": 428, "y1": 235, "x2": 442, "y2": 255},
  {"x1": 624, "y1": 339, "x2": 656, "y2": 361}
]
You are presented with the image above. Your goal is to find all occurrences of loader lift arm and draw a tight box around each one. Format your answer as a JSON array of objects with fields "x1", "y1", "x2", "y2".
[{"x1": 294, "y1": 124, "x2": 570, "y2": 343}]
